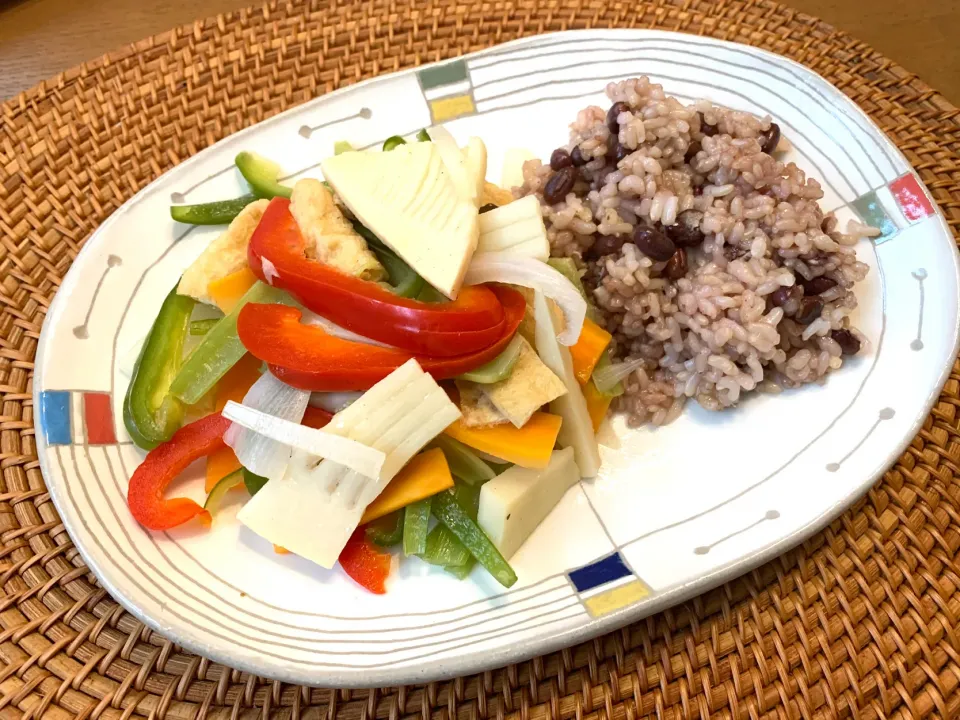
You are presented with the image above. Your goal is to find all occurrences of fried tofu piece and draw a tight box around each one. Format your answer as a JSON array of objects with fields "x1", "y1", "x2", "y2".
[
  {"x1": 482, "y1": 337, "x2": 567, "y2": 428},
  {"x1": 481, "y1": 181, "x2": 515, "y2": 208},
  {"x1": 290, "y1": 178, "x2": 385, "y2": 281},
  {"x1": 178, "y1": 199, "x2": 270, "y2": 305},
  {"x1": 178, "y1": 177, "x2": 385, "y2": 306},
  {"x1": 518, "y1": 305, "x2": 537, "y2": 346},
  {"x1": 455, "y1": 380, "x2": 508, "y2": 428}
]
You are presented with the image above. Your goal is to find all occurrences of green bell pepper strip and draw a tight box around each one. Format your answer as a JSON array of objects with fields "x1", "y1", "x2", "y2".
[
  {"x1": 374, "y1": 246, "x2": 425, "y2": 298},
  {"x1": 169, "y1": 281, "x2": 293, "y2": 405},
  {"x1": 422, "y1": 524, "x2": 472, "y2": 567},
  {"x1": 431, "y1": 436, "x2": 495, "y2": 485},
  {"x1": 593, "y1": 348, "x2": 625, "y2": 398},
  {"x1": 415, "y1": 285, "x2": 447, "y2": 303},
  {"x1": 416, "y1": 129, "x2": 431, "y2": 142},
  {"x1": 420, "y1": 482, "x2": 482, "y2": 576},
  {"x1": 189, "y1": 319, "x2": 219, "y2": 336},
  {"x1": 547, "y1": 257, "x2": 602, "y2": 324},
  {"x1": 204, "y1": 468, "x2": 243, "y2": 515},
  {"x1": 170, "y1": 195, "x2": 257, "y2": 225},
  {"x1": 403, "y1": 497, "x2": 432, "y2": 556},
  {"x1": 334, "y1": 140, "x2": 355, "y2": 155},
  {"x1": 451, "y1": 479, "x2": 480, "y2": 519},
  {"x1": 444, "y1": 558, "x2": 476, "y2": 580},
  {"x1": 235, "y1": 151, "x2": 293, "y2": 199},
  {"x1": 366, "y1": 511, "x2": 404, "y2": 547},
  {"x1": 123, "y1": 287, "x2": 195, "y2": 450},
  {"x1": 546, "y1": 258, "x2": 587, "y2": 300},
  {"x1": 432, "y1": 491, "x2": 517, "y2": 587},
  {"x1": 351, "y1": 221, "x2": 379, "y2": 247},
  {"x1": 457, "y1": 334, "x2": 523, "y2": 383},
  {"x1": 382, "y1": 135, "x2": 407, "y2": 151},
  {"x1": 243, "y1": 468, "x2": 268, "y2": 496},
  {"x1": 122, "y1": 393, "x2": 155, "y2": 450},
  {"x1": 350, "y1": 221, "x2": 426, "y2": 298}
]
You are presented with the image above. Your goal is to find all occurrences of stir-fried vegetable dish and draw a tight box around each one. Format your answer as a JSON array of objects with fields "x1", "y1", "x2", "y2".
[{"x1": 126, "y1": 127, "x2": 611, "y2": 593}]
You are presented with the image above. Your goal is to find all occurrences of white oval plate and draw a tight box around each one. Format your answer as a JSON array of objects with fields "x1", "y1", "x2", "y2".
[{"x1": 34, "y1": 29, "x2": 960, "y2": 687}]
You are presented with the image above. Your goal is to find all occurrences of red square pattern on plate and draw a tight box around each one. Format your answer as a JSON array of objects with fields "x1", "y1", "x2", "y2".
[
  {"x1": 889, "y1": 174, "x2": 935, "y2": 222},
  {"x1": 83, "y1": 392, "x2": 117, "y2": 445}
]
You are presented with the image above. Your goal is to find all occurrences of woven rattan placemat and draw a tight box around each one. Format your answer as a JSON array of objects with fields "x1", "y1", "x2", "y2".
[{"x1": 2, "y1": 1, "x2": 960, "y2": 717}]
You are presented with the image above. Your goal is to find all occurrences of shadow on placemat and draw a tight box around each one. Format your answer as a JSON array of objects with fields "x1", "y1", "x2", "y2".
[{"x1": 1, "y1": 1, "x2": 959, "y2": 718}]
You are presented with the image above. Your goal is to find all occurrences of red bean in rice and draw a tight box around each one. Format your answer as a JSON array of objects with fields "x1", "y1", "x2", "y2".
[{"x1": 518, "y1": 77, "x2": 875, "y2": 427}]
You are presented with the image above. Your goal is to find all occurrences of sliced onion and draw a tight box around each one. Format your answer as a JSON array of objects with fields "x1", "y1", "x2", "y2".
[
  {"x1": 300, "y1": 309, "x2": 394, "y2": 348},
  {"x1": 310, "y1": 392, "x2": 363, "y2": 413},
  {"x1": 222, "y1": 401, "x2": 385, "y2": 480},
  {"x1": 223, "y1": 371, "x2": 309, "y2": 479},
  {"x1": 464, "y1": 253, "x2": 586, "y2": 345},
  {"x1": 592, "y1": 357, "x2": 646, "y2": 393}
]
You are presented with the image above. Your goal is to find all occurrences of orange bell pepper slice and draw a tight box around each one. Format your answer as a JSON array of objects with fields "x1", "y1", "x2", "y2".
[
  {"x1": 569, "y1": 317, "x2": 612, "y2": 385},
  {"x1": 444, "y1": 412, "x2": 563, "y2": 469},
  {"x1": 208, "y1": 267, "x2": 258, "y2": 314},
  {"x1": 582, "y1": 380, "x2": 613, "y2": 432},
  {"x1": 204, "y1": 353, "x2": 264, "y2": 492},
  {"x1": 360, "y1": 448, "x2": 454, "y2": 524}
]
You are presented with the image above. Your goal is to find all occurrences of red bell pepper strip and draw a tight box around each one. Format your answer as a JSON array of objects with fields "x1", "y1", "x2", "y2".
[
  {"x1": 238, "y1": 285, "x2": 526, "y2": 391},
  {"x1": 338, "y1": 528, "x2": 391, "y2": 594},
  {"x1": 302, "y1": 405, "x2": 333, "y2": 429},
  {"x1": 247, "y1": 198, "x2": 506, "y2": 357},
  {"x1": 127, "y1": 413, "x2": 231, "y2": 531}
]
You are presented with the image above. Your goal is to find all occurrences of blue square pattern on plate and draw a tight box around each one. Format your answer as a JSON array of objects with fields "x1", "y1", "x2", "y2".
[
  {"x1": 38, "y1": 390, "x2": 72, "y2": 446},
  {"x1": 568, "y1": 552, "x2": 633, "y2": 594}
]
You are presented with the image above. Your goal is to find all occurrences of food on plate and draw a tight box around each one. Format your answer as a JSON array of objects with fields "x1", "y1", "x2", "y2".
[
  {"x1": 477, "y1": 195, "x2": 550, "y2": 259},
  {"x1": 170, "y1": 195, "x2": 259, "y2": 226},
  {"x1": 456, "y1": 381, "x2": 510, "y2": 428},
  {"x1": 500, "y1": 148, "x2": 536, "y2": 190},
  {"x1": 534, "y1": 291, "x2": 602, "y2": 478},
  {"x1": 123, "y1": 287, "x2": 195, "y2": 450},
  {"x1": 444, "y1": 412, "x2": 563, "y2": 469},
  {"x1": 458, "y1": 336, "x2": 567, "y2": 428},
  {"x1": 125, "y1": 77, "x2": 872, "y2": 593},
  {"x1": 178, "y1": 200, "x2": 270, "y2": 305},
  {"x1": 207, "y1": 268, "x2": 259, "y2": 313},
  {"x1": 518, "y1": 77, "x2": 872, "y2": 426},
  {"x1": 232, "y1": 359, "x2": 459, "y2": 568},
  {"x1": 321, "y1": 140, "x2": 479, "y2": 298},
  {"x1": 360, "y1": 447, "x2": 454, "y2": 524},
  {"x1": 128, "y1": 412, "x2": 232, "y2": 530},
  {"x1": 478, "y1": 447, "x2": 579, "y2": 559},
  {"x1": 481, "y1": 182, "x2": 514, "y2": 209},
  {"x1": 235, "y1": 151, "x2": 293, "y2": 199},
  {"x1": 136, "y1": 130, "x2": 583, "y2": 592},
  {"x1": 289, "y1": 178, "x2": 386, "y2": 281}
]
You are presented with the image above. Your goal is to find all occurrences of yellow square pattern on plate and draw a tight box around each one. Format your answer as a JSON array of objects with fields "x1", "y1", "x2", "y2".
[
  {"x1": 583, "y1": 580, "x2": 651, "y2": 617},
  {"x1": 430, "y1": 94, "x2": 476, "y2": 122}
]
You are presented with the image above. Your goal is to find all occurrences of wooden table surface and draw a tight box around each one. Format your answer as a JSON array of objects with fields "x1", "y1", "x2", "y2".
[{"x1": 1, "y1": 0, "x2": 958, "y2": 104}]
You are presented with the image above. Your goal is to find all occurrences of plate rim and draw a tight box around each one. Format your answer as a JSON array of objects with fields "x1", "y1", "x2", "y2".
[{"x1": 33, "y1": 27, "x2": 960, "y2": 688}]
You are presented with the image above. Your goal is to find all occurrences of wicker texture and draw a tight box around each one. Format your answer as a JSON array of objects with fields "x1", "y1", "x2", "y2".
[{"x1": 2, "y1": 0, "x2": 960, "y2": 717}]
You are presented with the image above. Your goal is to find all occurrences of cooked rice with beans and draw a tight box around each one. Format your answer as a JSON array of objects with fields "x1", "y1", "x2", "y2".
[{"x1": 518, "y1": 77, "x2": 875, "y2": 427}]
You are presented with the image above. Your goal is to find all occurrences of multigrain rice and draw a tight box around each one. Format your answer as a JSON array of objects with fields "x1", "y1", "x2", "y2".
[{"x1": 519, "y1": 77, "x2": 874, "y2": 427}]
